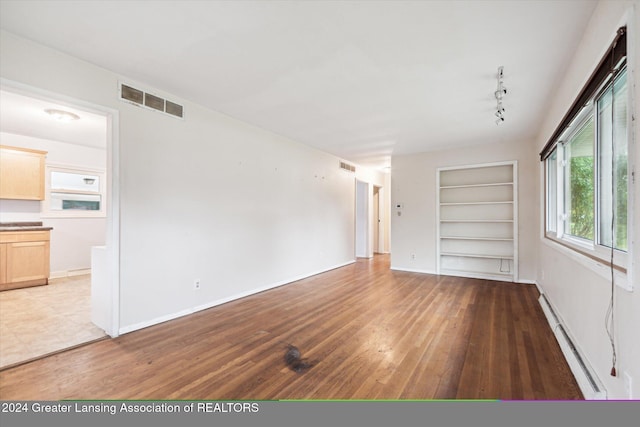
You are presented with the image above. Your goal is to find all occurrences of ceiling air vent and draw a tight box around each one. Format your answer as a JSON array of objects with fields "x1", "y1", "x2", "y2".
[
  {"x1": 339, "y1": 161, "x2": 356, "y2": 173},
  {"x1": 119, "y1": 83, "x2": 184, "y2": 119}
]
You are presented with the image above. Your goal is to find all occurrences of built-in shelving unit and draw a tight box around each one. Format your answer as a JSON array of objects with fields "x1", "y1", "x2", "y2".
[{"x1": 436, "y1": 161, "x2": 517, "y2": 282}]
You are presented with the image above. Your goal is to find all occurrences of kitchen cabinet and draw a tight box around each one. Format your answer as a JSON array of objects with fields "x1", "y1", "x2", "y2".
[
  {"x1": 0, "y1": 145, "x2": 48, "y2": 200},
  {"x1": 0, "y1": 230, "x2": 51, "y2": 291}
]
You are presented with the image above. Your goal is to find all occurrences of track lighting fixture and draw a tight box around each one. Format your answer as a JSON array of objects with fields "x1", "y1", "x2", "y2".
[{"x1": 495, "y1": 66, "x2": 507, "y2": 125}]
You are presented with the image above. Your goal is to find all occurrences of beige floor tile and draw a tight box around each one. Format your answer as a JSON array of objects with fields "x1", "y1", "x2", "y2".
[{"x1": 0, "y1": 275, "x2": 106, "y2": 369}]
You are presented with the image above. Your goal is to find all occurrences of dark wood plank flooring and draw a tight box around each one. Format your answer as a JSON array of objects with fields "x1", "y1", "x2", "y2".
[{"x1": 0, "y1": 255, "x2": 582, "y2": 400}]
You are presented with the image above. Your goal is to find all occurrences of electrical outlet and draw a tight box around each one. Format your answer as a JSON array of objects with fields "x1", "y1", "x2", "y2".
[
  {"x1": 411, "y1": 254, "x2": 416, "y2": 260},
  {"x1": 194, "y1": 279, "x2": 201, "y2": 290}
]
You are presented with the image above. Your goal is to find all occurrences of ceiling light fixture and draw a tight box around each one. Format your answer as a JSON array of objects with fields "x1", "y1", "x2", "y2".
[
  {"x1": 44, "y1": 108, "x2": 80, "y2": 122},
  {"x1": 495, "y1": 66, "x2": 507, "y2": 125}
]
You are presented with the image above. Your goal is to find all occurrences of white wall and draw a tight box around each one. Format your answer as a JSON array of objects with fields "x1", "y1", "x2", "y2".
[
  {"x1": 0, "y1": 30, "x2": 387, "y2": 333},
  {"x1": 355, "y1": 180, "x2": 368, "y2": 257},
  {"x1": 0, "y1": 132, "x2": 107, "y2": 276},
  {"x1": 391, "y1": 137, "x2": 537, "y2": 282},
  {"x1": 534, "y1": 0, "x2": 639, "y2": 399}
]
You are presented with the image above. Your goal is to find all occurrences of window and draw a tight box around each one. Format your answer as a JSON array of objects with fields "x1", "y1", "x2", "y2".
[
  {"x1": 545, "y1": 66, "x2": 628, "y2": 266},
  {"x1": 564, "y1": 114, "x2": 595, "y2": 241},
  {"x1": 598, "y1": 70, "x2": 628, "y2": 251},
  {"x1": 41, "y1": 165, "x2": 106, "y2": 218},
  {"x1": 546, "y1": 150, "x2": 557, "y2": 233}
]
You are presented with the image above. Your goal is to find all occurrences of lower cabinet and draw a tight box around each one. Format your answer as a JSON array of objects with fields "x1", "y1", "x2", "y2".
[{"x1": 0, "y1": 231, "x2": 50, "y2": 291}]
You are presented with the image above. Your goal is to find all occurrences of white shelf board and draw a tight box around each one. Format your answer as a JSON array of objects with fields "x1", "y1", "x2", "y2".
[
  {"x1": 439, "y1": 269, "x2": 514, "y2": 282},
  {"x1": 440, "y1": 219, "x2": 513, "y2": 223},
  {"x1": 440, "y1": 201, "x2": 513, "y2": 206},
  {"x1": 440, "y1": 252, "x2": 514, "y2": 260},
  {"x1": 440, "y1": 236, "x2": 513, "y2": 241},
  {"x1": 440, "y1": 182, "x2": 513, "y2": 189}
]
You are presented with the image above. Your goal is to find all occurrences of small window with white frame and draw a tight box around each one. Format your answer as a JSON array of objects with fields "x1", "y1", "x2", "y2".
[{"x1": 41, "y1": 164, "x2": 106, "y2": 218}]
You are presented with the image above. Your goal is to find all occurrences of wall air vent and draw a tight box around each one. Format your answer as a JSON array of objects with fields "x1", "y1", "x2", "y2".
[
  {"x1": 144, "y1": 93, "x2": 164, "y2": 112},
  {"x1": 165, "y1": 100, "x2": 184, "y2": 118},
  {"x1": 121, "y1": 84, "x2": 143, "y2": 104},
  {"x1": 119, "y1": 83, "x2": 184, "y2": 119},
  {"x1": 340, "y1": 161, "x2": 356, "y2": 173}
]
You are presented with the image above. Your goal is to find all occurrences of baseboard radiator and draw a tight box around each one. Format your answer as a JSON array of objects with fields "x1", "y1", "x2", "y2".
[{"x1": 538, "y1": 294, "x2": 606, "y2": 399}]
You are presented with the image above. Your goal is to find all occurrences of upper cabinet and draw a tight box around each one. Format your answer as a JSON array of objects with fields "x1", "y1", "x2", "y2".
[{"x1": 0, "y1": 145, "x2": 48, "y2": 200}]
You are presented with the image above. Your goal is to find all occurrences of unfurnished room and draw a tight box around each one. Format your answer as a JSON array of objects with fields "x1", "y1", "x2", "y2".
[{"x1": 0, "y1": 0, "x2": 638, "y2": 418}]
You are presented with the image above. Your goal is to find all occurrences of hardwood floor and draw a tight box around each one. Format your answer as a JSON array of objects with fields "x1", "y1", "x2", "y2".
[{"x1": 0, "y1": 255, "x2": 582, "y2": 400}]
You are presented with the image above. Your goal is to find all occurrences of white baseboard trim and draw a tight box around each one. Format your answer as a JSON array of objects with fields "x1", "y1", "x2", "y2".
[
  {"x1": 390, "y1": 266, "x2": 438, "y2": 275},
  {"x1": 191, "y1": 260, "x2": 356, "y2": 314},
  {"x1": 517, "y1": 279, "x2": 537, "y2": 285},
  {"x1": 119, "y1": 260, "x2": 356, "y2": 335},
  {"x1": 50, "y1": 268, "x2": 91, "y2": 279},
  {"x1": 533, "y1": 281, "x2": 544, "y2": 295},
  {"x1": 119, "y1": 308, "x2": 193, "y2": 335}
]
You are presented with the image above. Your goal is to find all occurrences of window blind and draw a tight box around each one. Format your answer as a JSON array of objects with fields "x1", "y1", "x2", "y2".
[{"x1": 539, "y1": 27, "x2": 626, "y2": 162}]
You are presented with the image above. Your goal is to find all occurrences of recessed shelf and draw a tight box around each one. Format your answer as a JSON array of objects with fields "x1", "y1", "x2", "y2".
[{"x1": 437, "y1": 161, "x2": 517, "y2": 282}]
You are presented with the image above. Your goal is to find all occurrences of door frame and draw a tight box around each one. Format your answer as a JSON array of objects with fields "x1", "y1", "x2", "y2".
[
  {"x1": 373, "y1": 185, "x2": 384, "y2": 254},
  {"x1": 1, "y1": 78, "x2": 121, "y2": 336}
]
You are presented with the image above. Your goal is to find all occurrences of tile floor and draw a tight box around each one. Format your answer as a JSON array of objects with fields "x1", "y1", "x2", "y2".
[{"x1": 0, "y1": 275, "x2": 106, "y2": 369}]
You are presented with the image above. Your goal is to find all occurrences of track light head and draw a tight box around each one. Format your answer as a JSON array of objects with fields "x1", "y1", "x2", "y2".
[{"x1": 494, "y1": 66, "x2": 507, "y2": 124}]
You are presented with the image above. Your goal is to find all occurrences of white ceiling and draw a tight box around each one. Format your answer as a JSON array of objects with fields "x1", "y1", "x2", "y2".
[
  {"x1": 0, "y1": 0, "x2": 598, "y2": 169},
  {"x1": 0, "y1": 89, "x2": 107, "y2": 149}
]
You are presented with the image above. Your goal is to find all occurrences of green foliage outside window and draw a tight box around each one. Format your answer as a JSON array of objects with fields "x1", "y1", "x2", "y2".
[
  {"x1": 614, "y1": 156, "x2": 628, "y2": 250},
  {"x1": 569, "y1": 156, "x2": 594, "y2": 240}
]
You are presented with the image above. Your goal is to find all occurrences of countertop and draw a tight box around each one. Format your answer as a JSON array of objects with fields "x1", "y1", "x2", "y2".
[{"x1": 0, "y1": 222, "x2": 53, "y2": 232}]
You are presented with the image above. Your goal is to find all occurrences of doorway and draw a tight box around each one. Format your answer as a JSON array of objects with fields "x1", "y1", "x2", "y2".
[
  {"x1": 355, "y1": 180, "x2": 386, "y2": 259},
  {"x1": 373, "y1": 185, "x2": 382, "y2": 254},
  {"x1": 0, "y1": 81, "x2": 119, "y2": 368}
]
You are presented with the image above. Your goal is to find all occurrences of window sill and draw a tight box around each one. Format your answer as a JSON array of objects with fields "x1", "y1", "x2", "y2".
[
  {"x1": 40, "y1": 212, "x2": 106, "y2": 219},
  {"x1": 542, "y1": 235, "x2": 632, "y2": 291}
]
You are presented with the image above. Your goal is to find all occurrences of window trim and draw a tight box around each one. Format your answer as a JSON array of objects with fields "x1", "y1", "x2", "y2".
[
  {"x1": 540, "y1": 27, "x2": 626, "y2": 161},
  {"x1": 544, "y1": 66, "x2": 629, "y2": 274},
  {"x1": 41, "y1": 163, "x2": 107, "y2": 218},
  {"x1": 560, "y1": 107, "x2": 595, "y2": 242}
]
